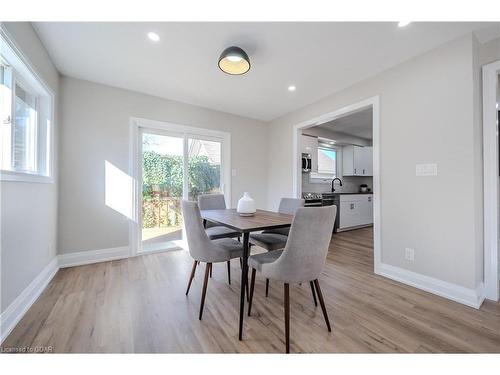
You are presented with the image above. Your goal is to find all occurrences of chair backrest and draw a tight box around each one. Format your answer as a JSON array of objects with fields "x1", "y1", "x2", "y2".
[
  {"x1": 181, "y1": 200, "x2": 218, "y2": 262},
  {"x1": 278, "y1": 198, "x2": 305, "y2": 215},
  {"x1": 198, "y1": 194, "x2": 226, "y2": 210},
  {"x1": 262, "y1": 205, "x2": 336, "y2": 283}
]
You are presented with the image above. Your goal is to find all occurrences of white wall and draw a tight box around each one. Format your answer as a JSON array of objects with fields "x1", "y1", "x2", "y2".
[
  {"x1": 0, "y1": 22, "x2": 59, "y2": 311},
  {"x1": 58, "y1": 76, "x2": 268, "y2": 254},
  {"x1": 267, "y1": 34, "x2": 483, "y2": 291}
]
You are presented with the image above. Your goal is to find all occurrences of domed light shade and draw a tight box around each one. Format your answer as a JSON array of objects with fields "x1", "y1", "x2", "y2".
[{"x1": 218, "y1": 46, "x2": 250, "y2": 75}]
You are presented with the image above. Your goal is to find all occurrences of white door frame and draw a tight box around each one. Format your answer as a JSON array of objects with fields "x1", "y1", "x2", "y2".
[
  {"x1": 129, "y1": 117, "x2": 231, "y2": 257},
  {"x1": 291, "y1": 96, "x2": 381, "y2": 272},
  {"x1": 482, "y1": 60, "x2": 500, "y2": 301}
]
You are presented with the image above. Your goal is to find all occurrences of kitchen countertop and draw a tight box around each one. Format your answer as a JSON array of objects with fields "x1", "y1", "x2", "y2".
[{"x1": 323, "y1": 192, "x2": 373, "y2": 196}]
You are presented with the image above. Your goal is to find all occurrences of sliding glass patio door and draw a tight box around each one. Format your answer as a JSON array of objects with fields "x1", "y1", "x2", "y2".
[{"x1": 138, "y1": 124, "x2": 228, "y2": 253}]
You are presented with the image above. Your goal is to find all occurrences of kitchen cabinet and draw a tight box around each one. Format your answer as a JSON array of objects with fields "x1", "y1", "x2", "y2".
[
  {"x1": 342, "y1": 145, "x2": 373, "y2": 176},
  {"x1": 338, "y1": 194, "x2": 373, "y2": 230},
  {"x1": 301, "y1": 134, "x2": 319, "y2": 172}
]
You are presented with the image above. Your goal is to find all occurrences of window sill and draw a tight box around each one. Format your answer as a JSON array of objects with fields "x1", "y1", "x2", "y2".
[{"x1": 0, "y1": 170, "x2": 53, "y2": 184}]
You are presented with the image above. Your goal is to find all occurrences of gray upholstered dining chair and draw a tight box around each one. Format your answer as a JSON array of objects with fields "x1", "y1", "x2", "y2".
[
  {"x1": 198, "y1": 193, "x2": 242, "y2": 281},
  {"x1": 247, "y1": 205, "x2": 336, "y2": 353},
  {"x1": 198, "y1": 194, "x2": 240, "y2": 240},
  {"x1": 182, "y1": 200, "x2": 244, "y2": 320},
  {"x1": 249, "y1": 198, "x2": 305, "y2": 296}
]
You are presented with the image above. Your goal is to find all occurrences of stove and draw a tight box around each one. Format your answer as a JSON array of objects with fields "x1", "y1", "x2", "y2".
[
  {"x1": 302, "y1": 192, "x2": 324, "y2": 207},
  {"x1": 302, "y1": 192, "x2": 322, "y2": 200}
]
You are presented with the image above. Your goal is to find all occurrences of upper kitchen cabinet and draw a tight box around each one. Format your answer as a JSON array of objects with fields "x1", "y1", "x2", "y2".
[
  {"x1": 301, "y1": 134, "x2": 319, "y2": 172},
  {"x1": 342, "y1": 145, "x2": 373, "y2": 176}
]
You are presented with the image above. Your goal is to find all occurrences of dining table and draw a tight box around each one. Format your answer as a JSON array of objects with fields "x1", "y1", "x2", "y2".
[{"x1": 200, "y1": 208, "x2": 294, "y2": 340}]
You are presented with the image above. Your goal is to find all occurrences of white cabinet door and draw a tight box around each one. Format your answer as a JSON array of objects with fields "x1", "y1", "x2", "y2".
[
  {"x1": 361, "y1": 146, "x2": 373, "y2": 176},
  {"x1": 342, "y1": 145, "x2": 360, "y2": 176},
  {"x1": 339, "y1": 194, "x2": 373, "y2": 229},
  {"x1": 339, "y1": 200, "x2": 359, "y2": 229},
  {"x1": 342, "y1": 145, "x2": 354, "y2": 176},
  {"x1": 356, "y1": 197, "x2": 373, "y2": 226},
  {"x1": 343, "y1": 145, "x2": 369, "y2": 176},
  {"x1": 353, "y1": 146, "x2": 364, "y2": 176}
]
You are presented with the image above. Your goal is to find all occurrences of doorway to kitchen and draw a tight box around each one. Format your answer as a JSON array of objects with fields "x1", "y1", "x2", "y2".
[
  {"x1": 292, "y1": 96, "x2": 381, "y2": 272},
  {"x1": 129, "y1": 118, "x2": 231, "y2": 255}
]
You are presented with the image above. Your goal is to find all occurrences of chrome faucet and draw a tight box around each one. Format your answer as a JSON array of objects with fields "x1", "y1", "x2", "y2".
[{"x1": 331, "y1": 178, "x2": 343, "y2": 192}]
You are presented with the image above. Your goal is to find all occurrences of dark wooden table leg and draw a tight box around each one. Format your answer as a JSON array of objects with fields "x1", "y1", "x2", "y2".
[{"x1": 239, "y1": 232, "x2": 249, "y2": 340}]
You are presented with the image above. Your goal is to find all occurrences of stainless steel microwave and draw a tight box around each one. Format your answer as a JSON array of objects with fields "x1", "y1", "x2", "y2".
[{"x1": 302, "y1": 153, "x2": 312, "y2": 172}]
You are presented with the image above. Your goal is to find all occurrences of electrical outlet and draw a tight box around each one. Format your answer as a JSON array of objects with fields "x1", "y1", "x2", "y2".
[{"x1": 405, "y1": 248, "x2": 415, "y2": 262}]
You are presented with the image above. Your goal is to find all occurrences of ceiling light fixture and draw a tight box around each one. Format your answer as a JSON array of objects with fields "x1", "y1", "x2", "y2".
[
  {"x1": 398, "y1": 21, "x2": 411, "y2": 28},
  {"x1": 288, "y1": 85, "x2": 296, "y2": 92},
  {"x1": 218, "y1": 46, "x2": 250, "y2": 75},
  {"x1": 147, "y1": 32, "x2": 160, "y2": 42}
]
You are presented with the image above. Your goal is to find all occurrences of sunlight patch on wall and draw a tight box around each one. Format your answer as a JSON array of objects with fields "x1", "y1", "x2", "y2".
[{"x1": 105, "y1": 160, "x2": 135, "y2": 220}]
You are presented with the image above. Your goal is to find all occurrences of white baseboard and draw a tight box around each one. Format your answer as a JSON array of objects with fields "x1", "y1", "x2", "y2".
[
  {"x1": 0, "y1": 257, "x2": 59, "y2": 344},
  {"x1": 58, "y1": 246, "x2": 129, "y2": 268},
  {"x1": 376, "y1": 263, "x2": 484, "y2": 309}
]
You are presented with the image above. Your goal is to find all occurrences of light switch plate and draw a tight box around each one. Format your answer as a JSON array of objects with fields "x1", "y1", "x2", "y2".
[{"x1": 416, "y1": 163, "x2": 438, "y2": 176}]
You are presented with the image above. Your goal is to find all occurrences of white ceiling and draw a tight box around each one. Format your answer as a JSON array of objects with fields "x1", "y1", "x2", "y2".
[
  {"x1": 33, "y1": 22, "x2": 500, "y2": 121},
  {"x1": 318, "y1": 108, "x2": 373, "y2": 140}
]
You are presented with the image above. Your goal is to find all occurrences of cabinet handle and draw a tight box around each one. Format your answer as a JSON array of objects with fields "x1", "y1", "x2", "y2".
[
  {"x1": 368, "y1": 197, "x2": 372, "y2": 202},
  {"x1": 363, "y1": 169, "x2": 365, "y2": 174},
  {"x1": 354, "y1": 168, "x2": 356, "y2": 174},
  {"x1": 350, "y1": 203, "x2": 355, "y2": 209}
]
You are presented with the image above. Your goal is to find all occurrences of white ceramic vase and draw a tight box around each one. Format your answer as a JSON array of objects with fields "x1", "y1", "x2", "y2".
[{"x1": 237, "y1": 192, "x2": 256, "y2": 216}]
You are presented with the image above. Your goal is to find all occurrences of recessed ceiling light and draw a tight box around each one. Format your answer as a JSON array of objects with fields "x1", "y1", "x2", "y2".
[
  {"x1": 288, "y1": 85, "x2": 296, "y2": 92},
  {"x1": 147, "y1": 32, "x2": 160, "y2": 42},
  {"x1": 398, "y1": 21, "x2": 411, "y2": 28}
]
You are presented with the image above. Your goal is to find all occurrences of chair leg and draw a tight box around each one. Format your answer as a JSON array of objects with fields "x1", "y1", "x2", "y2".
[
  {"x1": 310, "y1": 281, "x2": 318, "y2": 307},
  {"x1": 265, "y1": 278, "x2": 270, "y2": 297},
  {"x1": 199, "y1": 263, "x2": 211, "y2": 320},
  {"x1": 209, "y1": 264, "x2": 212, "y2": 278},
  {"x1": 186, "y1": 260, "x2": 198, "y2": 295},
  {"x1": 239, "y1": 257, "x2": 243, "y2": 269},
  {"x1": 248, "y1": 268, "x2": 256, "y2": 316},
  {"x1": 284, "y1": 283, "x2": 290, "y2": 354},
  {"x1": 245, "y1": 268, "x2": 250, "y2": 302},
  {"x1": 227, "y1": 260, "x2": 231, "y2": 285},
  {"x1": 314, "y1": 279, "x2": 331, "y2": 332}
]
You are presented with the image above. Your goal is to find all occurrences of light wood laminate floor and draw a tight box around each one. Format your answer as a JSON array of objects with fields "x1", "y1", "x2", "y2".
[{"x1": 3, "y1": 228, "x2": 500, "y2": 353}]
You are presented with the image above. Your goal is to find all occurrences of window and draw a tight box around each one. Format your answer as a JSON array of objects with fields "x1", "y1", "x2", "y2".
[
  {"x1": 1, "y1": 33, "x2": 53, "y2": 182},
  {"x1": 317, "y1": 147, "x2": 337, "y2": 176},
  {"x1": 309, "y1": 145, "x2": 339, "y2": 182}
]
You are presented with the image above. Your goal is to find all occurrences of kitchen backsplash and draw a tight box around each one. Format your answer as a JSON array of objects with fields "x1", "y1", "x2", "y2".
[{"x1": 302, "y1": 173, "x2": 373, "y2": 194}]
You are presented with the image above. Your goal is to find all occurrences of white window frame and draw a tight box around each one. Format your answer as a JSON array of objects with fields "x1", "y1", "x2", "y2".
[
  {"x1": 310, "y1": 145, "x2": 341, "y2": 182},
  {"x1": 316, "y1": 146, "x2": 338, "y2": 176},
  {"x1": 0, "y1": 29, "x2": 54, "y2": 184}
]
